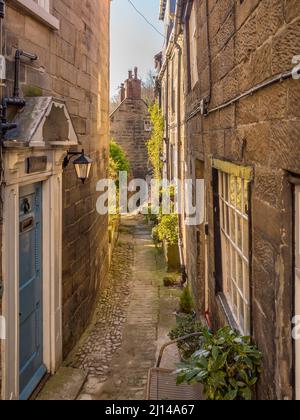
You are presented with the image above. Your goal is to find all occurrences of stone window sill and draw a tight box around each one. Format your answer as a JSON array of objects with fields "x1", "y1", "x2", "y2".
[
  {"x1": 217, "y1": 293, "x2": 241, "y2": 333},
  {"x1": 10, "y1": 0, "x2": 60, "y2": 30}
]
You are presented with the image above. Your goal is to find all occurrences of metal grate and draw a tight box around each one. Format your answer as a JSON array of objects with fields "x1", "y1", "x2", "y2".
[{"x1": 147, "y1": 368, "x2": 202, "y2": 401}]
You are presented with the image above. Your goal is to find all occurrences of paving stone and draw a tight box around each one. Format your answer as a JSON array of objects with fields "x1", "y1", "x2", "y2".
[
  {"x1": 65, "y1": 215, "x2": 181, "y2": 401},
  {"x1": 37, "y1": 368, "x2": 87, "y2": 401}
]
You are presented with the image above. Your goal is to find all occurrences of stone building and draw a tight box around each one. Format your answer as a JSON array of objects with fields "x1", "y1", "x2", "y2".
[
  {"x1": 110, "y1": 68, "x2": 152, "y2": 180},
  {"x1": 158, "y1": 0, "x2": 300, "y2": 400},
  {"x1": 0, "y1": 0, "x2": 110, "y2": 400}
]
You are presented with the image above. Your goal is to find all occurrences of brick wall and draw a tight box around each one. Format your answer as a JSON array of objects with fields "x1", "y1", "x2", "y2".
[
  {"x1": 110, "y1": 99, "x2": 151, "y2": 180},
  {"x1": 180, "y1": 0, "x2": 300, "y2": 399},
  {"x1": 0, "y1": 0, "x2": 110, "y2": 389}
]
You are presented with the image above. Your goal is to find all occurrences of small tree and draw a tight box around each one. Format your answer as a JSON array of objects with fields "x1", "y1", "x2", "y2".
[
  {"x1": 142, "y1": 70, "x2": 156, "y2": 106},
  {"x1": 109, "y1": 139, "x2": 131, "y2": 179}
]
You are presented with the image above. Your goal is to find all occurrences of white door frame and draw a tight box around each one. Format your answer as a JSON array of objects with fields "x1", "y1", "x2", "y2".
[
  {"x1": 295, "y1": 186, "x2": 300, "y2": 401},
  {"x1": 1, "y1": 148, "x2": 65, "y2": 400}
]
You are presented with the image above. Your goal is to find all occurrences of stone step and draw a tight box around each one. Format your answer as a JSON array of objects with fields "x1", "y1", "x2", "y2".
[{"x1": 36, "y1": 367, "x2": 88, "y2": 401}]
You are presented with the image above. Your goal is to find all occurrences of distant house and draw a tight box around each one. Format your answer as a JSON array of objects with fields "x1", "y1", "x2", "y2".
[
  {"x1": 110, "y1": 68, "x2": 152, "y2": 180},
  {"x1": 0, "y1": 0, "x2": 110, "y2": 400}
]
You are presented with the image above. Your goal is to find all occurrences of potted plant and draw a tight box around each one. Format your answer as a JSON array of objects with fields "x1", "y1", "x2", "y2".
[
  {"x1": 175, "y1": 287, "x2": 196, "y2": 324},
  {"x1": 156, "y1": 213, "x2": 180, "y2": 271},
  {"x1": 169, "y1": 315, "x2": 204, "y2": 361},
  {"x1": 176, "y1": 327, "x2": 263, "y2": 400}
]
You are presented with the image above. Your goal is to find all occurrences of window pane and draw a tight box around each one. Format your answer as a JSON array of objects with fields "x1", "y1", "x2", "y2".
[
  {"x1": 237, "y1": 216, "x2": 243, "y2": 250},
  {"x1": 243, "y1": 219, "x2": 249, "y2": 257},
  {"x1": 224, "y1": 174, "x2": 229, "y2": 202},
  {"x1": 239, "y1": 299, "x2": 245, "y2": 332},
  {"x1": 231, "y1": 248, "x2": 236, "y2": 281},
  {"x1": 230, "y1": 175, "x2": 236, "y2": 207},
  {"x1": 233, "y1": 288, "x2": 238, "y2": 313},
  {"x1": 243, "y1": 263, "x2": 250, "y2": 303},
  {"x1": 244, "y1": 303, "x2": 250, "y2": 335},
  {"x1": 230, "y1": 209, "x2": 236, "y2": 240},
  {"x1": 225, "y1": 205, "x2": 229, "y2": 234},
  {"x1": 237, "y1": 177, "x2": 242, "y2": 212},
  {"x1": 237, "y1": 256, "x2": 243, "y2": 291},
  {"x1": 220, "y1": 199, "x2": 224, "y2": 229},
  {"x1": 244, "y1": 181, "x2": 249, "y2": 216},
  {"x1": 219, "y1": 173, "x2": 223, "y2": 198}
]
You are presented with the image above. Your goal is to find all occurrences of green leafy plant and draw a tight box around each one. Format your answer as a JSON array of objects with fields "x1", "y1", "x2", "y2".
[
  {"x1": 163, "y1": 276, "x2": 177, "y2": 287},
  {"x1": 152, "y1": 225, "x2": 161, "y2": 247},
  {"x1": 176, "y1": 327, "x2": 263, "y2": 401},
  {"x1": 109, "y1": 139, "x2": 131, "y2": 181},
  {"x1": 157, "y1": 214, "x2": 179, "y2": 245},
  {"x1": 109, "y1": 140, "x2": 130, "y2": 224},
  {"x1": 169, "y1": 315, "x2": 204, "y2": 361},
  {"x1": 147, "y1": 102, "x2": 164, "y2": 180},
  {"x1": 179, "y1": 287, "x2": 194, "y2": 315}
]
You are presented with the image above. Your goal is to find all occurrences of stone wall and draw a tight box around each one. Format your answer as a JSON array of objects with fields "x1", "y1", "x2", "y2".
[
  {"x1": 181, "y1": 0, "x2": 300, "y2": 399},
  {"x1": 110, "y1": 99, "x2": 151, "y2": 179},
  {"x1": 0, "y1": 0, "x2": 110, "y2": 393}
]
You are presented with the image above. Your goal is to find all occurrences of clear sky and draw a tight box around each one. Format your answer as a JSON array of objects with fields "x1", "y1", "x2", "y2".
[{"x1": 110, "y1": 0, "x2": 164, "y2": 98}]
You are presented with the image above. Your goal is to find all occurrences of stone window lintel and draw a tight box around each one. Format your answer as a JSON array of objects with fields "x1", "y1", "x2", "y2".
[
  {"x1": 212, "y1": 158, "x2": 254, "y2": 181},
  {"x1": 10, "y1": 0, "x2": 60, "y2": 30}
]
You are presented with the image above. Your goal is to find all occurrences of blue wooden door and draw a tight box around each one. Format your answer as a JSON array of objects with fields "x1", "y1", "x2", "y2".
[{"x1": 19, "y1": 183, "x2": 46, "y2": 400}]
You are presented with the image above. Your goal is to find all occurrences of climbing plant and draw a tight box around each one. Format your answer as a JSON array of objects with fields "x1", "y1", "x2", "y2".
[{"x1": 147, "y1": 102, "x2": 164, "y2": 180}]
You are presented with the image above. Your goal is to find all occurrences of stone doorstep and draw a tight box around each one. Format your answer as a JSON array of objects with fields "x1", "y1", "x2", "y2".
[{"x1": 36, "y1": 367, "x2": 88, "y2": 401}]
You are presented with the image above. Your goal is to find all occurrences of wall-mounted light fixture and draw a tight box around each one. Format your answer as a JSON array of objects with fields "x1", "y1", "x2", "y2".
[{"x1": 63, "y1": 150, "x2": 93, "y2": 184}]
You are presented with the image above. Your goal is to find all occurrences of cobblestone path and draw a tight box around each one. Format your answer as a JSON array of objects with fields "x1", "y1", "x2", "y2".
[{"x1": 67, "y1": 215, "x2": 179, "y2": 400}]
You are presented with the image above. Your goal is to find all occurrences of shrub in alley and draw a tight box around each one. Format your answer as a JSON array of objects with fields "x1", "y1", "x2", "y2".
[
  {"x1": 169, "y1": 315, "x2": 205, "y2": 361},
  {"x1": 179, "y1": 286, "x2": 194, "y2": 315}
]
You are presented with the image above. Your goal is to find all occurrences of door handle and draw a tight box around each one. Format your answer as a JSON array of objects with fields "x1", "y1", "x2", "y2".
[{"x1": 20, "y1": 217, "x2": 34, "y2": 233}]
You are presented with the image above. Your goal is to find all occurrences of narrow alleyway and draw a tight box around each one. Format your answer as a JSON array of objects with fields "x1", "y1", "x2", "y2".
[{"x1": 66, "y1": 215, "x2": 180, "y2": 400}]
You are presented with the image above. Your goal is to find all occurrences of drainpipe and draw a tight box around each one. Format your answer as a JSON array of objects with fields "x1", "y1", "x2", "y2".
[
  {"x1": 14, "y1": 50, "x2": 38, "y2": 98},
  {"x1": 1, "y1": 49, "x2": 38, "y2": 136},
  {"x1": 0, "y1": 0, "x2": 5, "y2": 19},
  {"x1": 173, "y1": 0, "x2": 187, "y2": 284},
  {"x1": 175, "y1": 43, "x2": 186, "y2": 284}
]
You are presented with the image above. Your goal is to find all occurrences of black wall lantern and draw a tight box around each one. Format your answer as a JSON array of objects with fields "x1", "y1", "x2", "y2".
[{"x1": 63, "y1": 150, "x2": 93, "y2": 184}]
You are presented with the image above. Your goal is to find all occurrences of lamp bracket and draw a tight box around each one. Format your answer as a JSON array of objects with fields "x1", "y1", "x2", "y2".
[{"x1": 63, "y1": 149, "x2": 85, "y2": 169}]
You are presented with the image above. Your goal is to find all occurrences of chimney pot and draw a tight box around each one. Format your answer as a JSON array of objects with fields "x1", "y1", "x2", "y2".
[
  {"x1": 128, "y1": 70, "x2": 133, "y2": 79},
  {"x1": 120, "y1": 83, "x2": 125, "y2": 102},
  {"x1": 134, "y1": 67, "x2": 138, "y2": 79}
]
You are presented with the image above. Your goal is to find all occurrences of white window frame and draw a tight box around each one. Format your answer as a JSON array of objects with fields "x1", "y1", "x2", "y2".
[
  {"x1": 218, "y1": 170, "x2": 251, "y2": 335},
  {"x1": 12, "y1": 0, "x2": 59, "y2": 30},
  {"x1": 188, "y1": 2, "x2": 198, "y2": 89},
  {"x1": 144, "y1": 120, "x2": 152, "y2": 132},
  {"x1": 35, "y1": 0, "x2": 50, "y2": 13}
]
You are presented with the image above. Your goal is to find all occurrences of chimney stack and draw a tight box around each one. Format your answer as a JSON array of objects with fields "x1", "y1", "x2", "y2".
[{"x1": 124, "y1": 67, "x2": 142, "y2": 100}]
